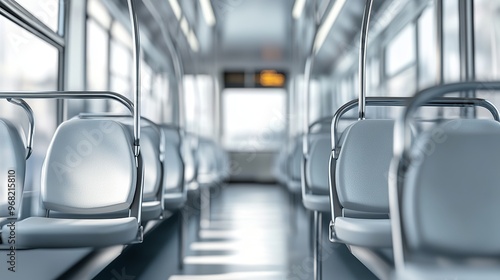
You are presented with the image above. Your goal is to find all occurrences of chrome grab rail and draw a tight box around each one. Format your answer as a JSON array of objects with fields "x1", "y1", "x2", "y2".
[
  {"x1": 328, "y1": 95, "x2": 500, "y2": 242},
  {"x1": 389, "y1": 81, "x2": 500, "y2": 269},
  {"x1": 358, "y1": 0, "x2": 374, "y2": 120},
  {"x1": 0, "y1": 91, "x2": 133, "y2": 110},
  {"x1": 6, "y1": 98, "x2": 34, "y2": 159}
]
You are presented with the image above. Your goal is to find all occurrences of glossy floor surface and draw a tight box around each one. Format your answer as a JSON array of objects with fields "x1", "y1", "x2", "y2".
[{"x1": 94, "y1": 184, "x2": 377, "y2": 280}]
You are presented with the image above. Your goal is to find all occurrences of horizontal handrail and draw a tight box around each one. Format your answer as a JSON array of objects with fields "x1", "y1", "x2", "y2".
[
  {"x1": 331, "y1": 96, "x2": 499, "y2": 153},
  {"x1": 328, "y1": 95, "x2": 500, "y2": 243},
  {"x1": 0, "y1": 91, "x2": 133, "y2": 112}
]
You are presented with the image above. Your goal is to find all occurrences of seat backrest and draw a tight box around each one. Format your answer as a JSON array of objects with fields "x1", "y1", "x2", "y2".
[
  {"x1": 197, "y1": 138, "x2": 218, "y2": 183},
  {"x1": 306, "y1": 133, "x2": 331, "y2": 195},
  {"x1": 336, "y1": 119, "x2": 394, "y2": 213},
  {"x1": 161, "y1": 126, "x2": 184, "y2": 192},
  {"x1": 182, "y1": 133, "x2": 196, "y2": 184},
  {"x1": 117, "y1": 118, "x2": 162, "y2": 202},
  {"x1": 404, "y1": 119, "x2": 500, "y2": 257},
  {"x1": 289, "y1": 138, "x2": 303, "y2": 182},
  {"x1": 138, "y1": 126, "x2": 162, "y2": 201},
  {"x1": 41, "y1": 119, "x2": 137, "y2": 215},
  {"x1": 0, "y1": 119, "x2": 26, "y2": 218},
  {"x1": 274, "y1": 147, "x2": 288, "y2": 185},
  {"x1": 214, "y1": 145, "x2": 229, "y2": 180}
]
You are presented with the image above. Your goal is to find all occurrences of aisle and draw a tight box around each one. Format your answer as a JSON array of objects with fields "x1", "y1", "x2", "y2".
[
  {"x1": 170, "y1": 184, "x2": 289, "y2": 279},
  {"x1": 94, "y1": 184, "x2": 377, "y2": 280}
]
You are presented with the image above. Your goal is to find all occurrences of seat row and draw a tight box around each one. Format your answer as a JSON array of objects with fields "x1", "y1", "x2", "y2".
[
  {"x1": 0, "y1": 106, "x2": 229, "y2": 247},
  {"x1": 275, "y1": 90, "x2": 500, "y2": 280}
]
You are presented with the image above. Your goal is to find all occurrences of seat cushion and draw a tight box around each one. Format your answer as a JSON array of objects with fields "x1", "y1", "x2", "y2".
[
  {"x1": 335, "y1": 217, "x2": 392, "y2": 248},
  {"x1": 302, "y1": 193, "x2": 330, "y2": 212},
  {"x1": 2, "y1": 217, "x2": 138, "y2": 248}
]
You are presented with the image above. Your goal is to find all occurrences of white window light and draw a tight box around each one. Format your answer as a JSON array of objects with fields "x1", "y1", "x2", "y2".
[
  {"x1": 200, "y1": 0, "x2": 216, "y2": 26},
  {"x1": 180, "y1": 16, "x2": 190, "y2": 37},
  {"x1": 313, "y1": 0, "x2": 347, "y2": 54},
  {"x1": 292, "y1": 0, "x2": 306, "y2": 20},
  {"x1": 168, "y1": 0, "x2": 182, "y2": 20},
  {"x1": 188, "y1": 30, "x2": 200, "y2": 52}
]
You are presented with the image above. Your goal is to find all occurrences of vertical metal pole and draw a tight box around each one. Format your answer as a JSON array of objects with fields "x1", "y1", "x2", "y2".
[
  {"x1": 59, "y1": 0, "x2": 69, "y2": 123},
  {"x1": 178, "y1": 209, "x2": 186, "y2": 270},
  {"x1": 435, "y1": 0, "x2": 445, "y2": 117},
  {"x1": 200, "y1": 186, "x2": 210, "y2": 229},
  {"x1": 435, "y1": 0, "x2": 444, "y2": 86},
  {"x1": 459, "y1": 0, "x2": 476, "y2": 118},
  {"x1": 358, "y1": 0, "x2": 373, "y2": 120},
  {"x1": 313, "y1": 211, "x2": 323, "y2": 280},
  {"x1": 303, "y1": 0, "x2": 321, "y2": 156},
  {"x1": 415, "y1": 14, "x2": 420, "y2": 91},
  {"x1": 127, "y1": 0, "x2": 141, "y2": 157},
  {"x1": 142, "y1": 0, "x2": 186, "y2": 128},
  {"x1": 303, "y1": 56, "x2": 314, "y2": 155}
]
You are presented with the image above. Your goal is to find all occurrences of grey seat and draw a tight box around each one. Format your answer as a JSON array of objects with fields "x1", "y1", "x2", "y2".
[
  {"x1": 333, "y1": 119, "x2": 393, "y2": 248},
  {"x1": 183, "y1": 133, "x2": 199, "y2": 191},
  {"x1": 0, "y1": 119, "x2": 26, "y2": 219},
  {"x1": 197, "y1": 138, "x2": 220, "y2": 188},
  {"x1": 138, "y1": 125, "x2": 163, "y2": 221},
  {"x1": 287, "y1": 137, "x2": 303, "y2": 194},
  {"x1": 99, "y1": 117, "x2": 163, "y2": 222},
  {"x1": 274, "y1": 147, "x2": 288, "y2": 186},
  {"x1": 213, "y1": 144, "x2": 230, "y2": 182},
  {"x1": 301, "y1": 131, "x2": 332, "y2": 280},
  {"x1": 395, "y1": 119, "x2": 500, "y2": 278},
  {"x1": 1, "y1": 119, "x2": 142, "y2": 248},
  {"x1": 161, "y1": 126, "x2": 186, "y2": 211},
  {"x1": 303, "y1": 133, "x2": 331, "y2": 212}
]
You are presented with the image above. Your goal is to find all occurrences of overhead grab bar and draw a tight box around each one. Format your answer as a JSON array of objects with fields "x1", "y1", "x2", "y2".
[{"x1": 6, "y1": 98, "x2": 34, "y2": 159}]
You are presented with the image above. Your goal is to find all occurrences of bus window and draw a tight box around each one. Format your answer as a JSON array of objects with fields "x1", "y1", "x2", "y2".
[
  {"x1": 222, "y1": 88, "x2": 285, "y2": 151},
  {"x1": 14, "y1": 0, "x2": 60, "y2": 32},
  {"x1": 0, "y1": 15, "x2": 58, "y2": 196}
]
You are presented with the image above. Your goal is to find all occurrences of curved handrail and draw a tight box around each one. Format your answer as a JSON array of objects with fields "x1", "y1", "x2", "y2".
[
  {"x1": 0, "y1": 90, "x2": 133, "y2": 110},
  {"x1": 308, "y1": 116, "x2": 333, "y2": 132},
  {"x1": 0, "y1": 91, "x2": 135, "y2": 157},
  {"x1": 330, "y1": 96, "x2": 499, "y2": 154},
  {"x1": 389, "y1": 81, "x2": 500, "y2": 269},
  {"x1": 328, "y1": 95, "x2": 500, "y2": 242},
  {"x1": 7, "y1": 98, "x2": 34, "y2": 159}
]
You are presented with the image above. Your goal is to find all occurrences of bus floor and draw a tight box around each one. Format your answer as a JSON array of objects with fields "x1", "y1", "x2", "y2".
[{"x1": 93, "y1": 184, "x2": 378, "y2": 280}]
